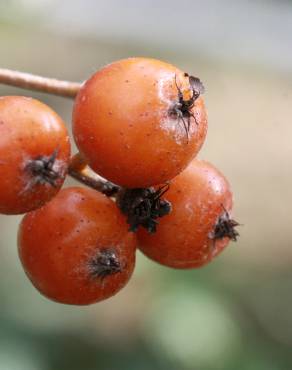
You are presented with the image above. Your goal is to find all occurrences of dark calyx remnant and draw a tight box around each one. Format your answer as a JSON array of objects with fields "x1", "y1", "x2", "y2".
[
  {"x1": 25, "y1": 149, "x2": 61, "y2": 187},
  {"x1": 88, "y1": 248, "x2": 122, "y2": 280},
  {"x1": 169, "y1": 72, "x2": 205, "y2": 141},
  {"x1": 212, "y1": 205, "x2": 240, "y2": 242},
  {"x1": 117, "y1": 184, "x2": 172, "y2": 233}
]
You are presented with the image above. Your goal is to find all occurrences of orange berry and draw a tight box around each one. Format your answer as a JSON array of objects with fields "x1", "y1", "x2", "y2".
[
  {"x1": 0, "y1": 96, "x2": 70, "y2": 214},
  {"x1": 73, "y1": 58, "x2": 207, "y2": 188},
  {"x1": 138, "y1": 159, "x2": 238, "y2": 268},
  {"x1": 18, "y1": 187, "x2": 137, "y2": 305}
]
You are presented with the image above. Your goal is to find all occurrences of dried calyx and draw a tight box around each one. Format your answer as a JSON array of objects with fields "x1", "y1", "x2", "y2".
[
  {"x1": 169, "y1": 72, "x2": 205, "y2": 141},
  {"x1": 26, "y1": 149, "x2": 61, "y2": 187},
  {"x1": 88, "y1": 248, "x2": 122, "y2": 280},
  {"x1": 117, "y1": 184, "x2": 172, "y2": 233},
  {"x1": 212, "y1": 206, "x2": 240, "y2": 242},
  {"x1": 187, "y1": 73, "x2": 205, "y2": 100}
]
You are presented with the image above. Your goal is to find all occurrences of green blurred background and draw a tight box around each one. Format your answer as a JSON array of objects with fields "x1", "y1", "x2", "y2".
[{"x1": 0, "y1": 1, "x2": 292, "y2": 369}]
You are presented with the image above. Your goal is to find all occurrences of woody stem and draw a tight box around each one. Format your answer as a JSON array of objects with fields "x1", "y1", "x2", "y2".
[
  {"x1": 68, "y1": 154, "x2": 120, "y2": 196},
  {"x1": 0, "y1": 68, "x2": 81, "y2": 98}
]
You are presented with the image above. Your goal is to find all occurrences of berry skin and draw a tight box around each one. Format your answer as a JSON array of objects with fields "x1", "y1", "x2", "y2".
[
  {"x1": 73, "y1": 57, "x2": 207, "y2": 188},
  {"x1": 137, "y1": 160, "x2": 239, "y2": 268},
  {"x1": 0, "y1": 96, "x2": 70, "y2": 214},
  {"x1": 18, "y1": 187, "x2": 136, "y2": 305}
]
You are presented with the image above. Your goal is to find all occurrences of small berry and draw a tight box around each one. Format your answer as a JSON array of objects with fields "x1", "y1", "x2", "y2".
[
  {"x1": 0, "y1": 96, "x2": 70, "y2": 214},
  {"x1": 73, "y1": 57, "x2": 207, "y2": 188},
  {"x1": 18, "y1": 187, "x2": 136, "y2": 305},
  {"x1": 137, "y1": 159, "x2": 239, "y2": 268}
]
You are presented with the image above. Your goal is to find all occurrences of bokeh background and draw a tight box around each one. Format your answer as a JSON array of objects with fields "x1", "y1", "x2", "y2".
[{"x1": 0, "y1": 0, "x2": 292, "y2": 369}]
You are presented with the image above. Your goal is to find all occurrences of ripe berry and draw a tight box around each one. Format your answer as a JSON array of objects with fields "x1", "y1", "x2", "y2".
[
  {"x1": 73, "y1": 57, "x2": 207, "y2": 188},
  {"x1": 0, "y1": 96, "x2": 70, "y2": 214},
  {"x1": 18, "y1": 187, "x2": 136, "y2": 305},
  {"x1": 137, "y1": 159, "x2": 239, "y2": 268}
]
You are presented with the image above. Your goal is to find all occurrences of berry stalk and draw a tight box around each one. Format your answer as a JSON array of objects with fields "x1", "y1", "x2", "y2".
[
  {"x1": 67, "y1": 154, "x2": 172, "y2": 232},
  {"x1": 68, "y1": 154, "x2": 120, "y2": 196},
  {"x1": 0, "y1": 68, "x2": 81, "y2": 98}
]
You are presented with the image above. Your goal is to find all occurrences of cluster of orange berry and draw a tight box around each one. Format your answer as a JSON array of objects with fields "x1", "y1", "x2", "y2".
[{"x1": 0, "y1": 58, "x2": 239, "y2": 305}]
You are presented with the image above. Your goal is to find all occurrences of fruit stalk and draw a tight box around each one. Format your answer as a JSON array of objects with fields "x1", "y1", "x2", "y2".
[
  {"x1": 0, "y1": 68, "x2": 81, "y2": 98},
  {"x1": 68, "y1": 155, "x2": 120, "y2": 196}
]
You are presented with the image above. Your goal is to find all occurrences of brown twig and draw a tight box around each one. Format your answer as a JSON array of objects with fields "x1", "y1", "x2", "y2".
[
  {"x1": 0, "y1": 68, "x2": 82, "y2": 98},
  {"x1": 68, "y1": 168, "x2": 120, "y2": 196},
  {"x1": 68, "y1": 153, "x2": 120, "y2": 197}
]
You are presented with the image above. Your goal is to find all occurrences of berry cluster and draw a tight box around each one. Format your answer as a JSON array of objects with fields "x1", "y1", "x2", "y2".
[{"x1": 0, "y1": 58, "x2": 239, "y2": 305}]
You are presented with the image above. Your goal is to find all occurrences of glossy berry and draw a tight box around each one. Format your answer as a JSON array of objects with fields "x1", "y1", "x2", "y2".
[
  {"x1": 0, "y1": 96, "x2": 70, "y2": 214},
  {"x1": 138, "y1": 159, "x2": 239, "y2": 268},
  {"x1": 73, "y1": 57, "x2": 207, "y2": 188},
  {"x1": 18, "y1": 187, "x2": 136, "y2": 305}
]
